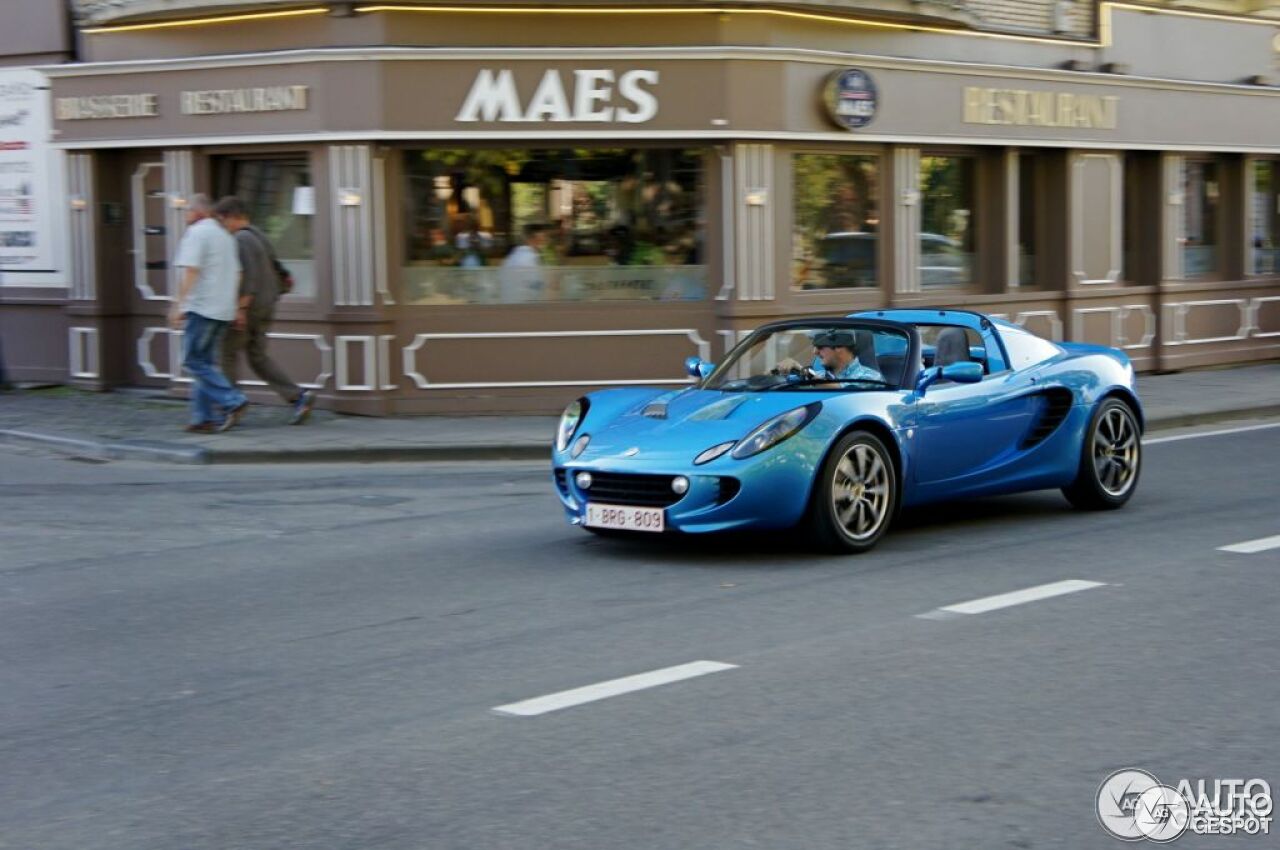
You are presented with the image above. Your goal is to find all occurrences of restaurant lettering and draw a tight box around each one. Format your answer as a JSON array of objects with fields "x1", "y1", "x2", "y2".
[
  {"x1": 181, "y1": 86, "x2": 309, "y2": 115},
  {"x1": 455, "y1": 69, "x2": 659, "y2": 123},
  {"x1": 963, "y1": 86, "x2": 1119, "y2": 130}
]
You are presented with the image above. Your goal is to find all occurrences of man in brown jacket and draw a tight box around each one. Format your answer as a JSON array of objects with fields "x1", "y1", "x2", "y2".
[{"x1": 214, "y1": 196, "x2": 315, "y2": 425}]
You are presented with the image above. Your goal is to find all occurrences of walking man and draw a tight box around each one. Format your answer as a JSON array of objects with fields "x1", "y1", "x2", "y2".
[
  {"x1": 168, "y1": 194, "x2": 249, "y2": 433},
  {"x1": 213, "y1": 196, "x2": 315, "y2": 424}
]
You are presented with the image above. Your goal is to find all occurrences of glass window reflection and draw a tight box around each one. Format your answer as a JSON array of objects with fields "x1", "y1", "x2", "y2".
[{"x1": 401, "y1": 148, "x2": 706, "y2": 305}]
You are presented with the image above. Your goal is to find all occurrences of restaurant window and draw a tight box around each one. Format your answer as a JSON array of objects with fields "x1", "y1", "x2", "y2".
[
  {"x1": 1017, "y1": 152, "x2": 1041, "y2": 288},
  {"x1": 217, "y1": 157, "x2": 314, "y2": 297},
  {"x1": 1183, "y1": 159, "x2": 1220, "y2": 278},
  {"x1": 401, "y1": 148, "x2": 706, "y2": 304},
  {"x1": 791, "y1": 154, "x2": 880, "y2": 290},
  {"x1": 919, "y1": 155, "x2": 976, "y2": 288},
  {"x1": 1251, "y1": 159, "x2": 1279, "y2": 275}
]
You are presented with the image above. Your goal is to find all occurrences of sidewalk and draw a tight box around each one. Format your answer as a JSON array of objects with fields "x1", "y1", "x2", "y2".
[{"x1": 1, "y1": 363, "x2": 1277, "y2": 465}]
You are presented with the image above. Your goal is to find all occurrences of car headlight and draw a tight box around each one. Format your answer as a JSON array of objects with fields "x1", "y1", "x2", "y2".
[
  {"x1": 556, "y1": 398, "x2": 588, "y2": 452},
  {"x1": 730, "y1": 403, "x2": 821, "y2": 460}
]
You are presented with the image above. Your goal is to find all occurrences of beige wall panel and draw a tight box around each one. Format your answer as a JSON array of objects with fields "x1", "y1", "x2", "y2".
[
  {"x1": 1073, "y1": 307, "x2": 1119, "y2": 348},
  {"x1": 401, "y1": 333, "x2": 705, "y2": 388},
  {"x1": 1010, "y1": 309, "x2": 1067, "y2": 342},
  {"x1": 1073, "y1": 153, "x2": 1122, "y2": 285},
  {"x1": 1177, "y1": 299, "x2": 1252, "y2": 343},
  {"x1": 1256, "y1": 297, "x2": 1280, "y2": 338}
]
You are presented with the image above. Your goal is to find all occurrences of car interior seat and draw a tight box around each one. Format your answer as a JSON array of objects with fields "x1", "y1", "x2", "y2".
[
  {"x1": 854, "y1": 330, "x2": 879, "y2": 371},
  {"x1": 876, "y1": 354, "x2": 905, "y2": 385},
  {"x1": 933, "y1": 327, "x2": 971, "y2": 368}
]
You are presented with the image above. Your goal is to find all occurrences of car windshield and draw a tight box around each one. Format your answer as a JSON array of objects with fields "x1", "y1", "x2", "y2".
[{"x1": 703, "y1": 324, "x2": 910, "y2": 392}]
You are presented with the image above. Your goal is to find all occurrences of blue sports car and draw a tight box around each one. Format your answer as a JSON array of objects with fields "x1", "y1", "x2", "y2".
[{"x1": 552, "y1": 309, "x2": 1143, "y2": 553}]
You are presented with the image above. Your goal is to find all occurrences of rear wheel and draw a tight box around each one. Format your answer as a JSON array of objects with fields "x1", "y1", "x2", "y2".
[
  {"x1": 806, "y1": 431, "x2": 897, "y2": 553},
  {"x1": 1062, "y1": 398, "x2": 1141, "y2": 510}
]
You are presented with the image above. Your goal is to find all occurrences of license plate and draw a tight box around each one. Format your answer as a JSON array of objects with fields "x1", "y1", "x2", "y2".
[{"x1": 585, "y1": 503, "x2": 665, "y2": 533}]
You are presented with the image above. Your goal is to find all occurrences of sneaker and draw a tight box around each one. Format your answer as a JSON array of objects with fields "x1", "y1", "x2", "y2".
[
  {"x1": 184, "y1": 421, "x2": 218, "y2": 433},
  {"x1": 218, "y1": 401, "x2": 250, "y2": 433},
  {"x1": 289, "y1": 389, "x2": 315, "y2": 425}
]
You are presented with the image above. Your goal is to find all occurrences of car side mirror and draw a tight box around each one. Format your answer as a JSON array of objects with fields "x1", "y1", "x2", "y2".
[
  {"x1": 942, "y1": 361, "x2": 984, "y2": 384},
  {"x1": 914, "y1": 361, "x2": 982, "y2": 395},
  {"x1": 684, "y1": 356, "x2": 714, "y2": 379}
]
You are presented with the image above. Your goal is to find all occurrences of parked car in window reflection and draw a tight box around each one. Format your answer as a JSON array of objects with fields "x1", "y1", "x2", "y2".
[{"x1": 805, "y1": 231, "x2": 969, "y2": 289}]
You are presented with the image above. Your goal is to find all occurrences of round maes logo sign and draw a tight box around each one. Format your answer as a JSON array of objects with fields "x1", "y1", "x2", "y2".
[{"x1": 823, "y1": 68, "x2": 878, "y2": 130}]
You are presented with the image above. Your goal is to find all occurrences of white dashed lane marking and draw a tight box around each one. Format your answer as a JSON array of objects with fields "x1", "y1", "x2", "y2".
[
  {"x1": 917, "y1": 580, "x2": 1108, "y2": 619},
  {"x1": 1144, "y1": 422, "x2": 1280, "y2": 445},
  {"x1": 1217, "y1": 535, "x2": 1280, "y2": 555},
  {"x1": 493, "y1": 660, "x2": 738, "y2": 717}
]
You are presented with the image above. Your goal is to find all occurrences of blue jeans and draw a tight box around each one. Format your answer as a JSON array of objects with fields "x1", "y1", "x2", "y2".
[{"x1": 182, "y1": 312, "x2": 247, "y2": 426}]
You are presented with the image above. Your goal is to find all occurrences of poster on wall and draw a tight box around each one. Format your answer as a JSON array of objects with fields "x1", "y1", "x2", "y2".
[{"x1": 0, "y1": 69, "x2": 58, "y2": 279}]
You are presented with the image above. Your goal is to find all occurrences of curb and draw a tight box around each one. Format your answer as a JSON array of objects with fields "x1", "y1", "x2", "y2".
[
  {"x1": 0, "y1": 428, "x2": 548, "y2": 464},
  {"x1": 206, "y1": 444, "x2": 551, "y2": 464},
  {"x1": 0, "y1": 429, "x2": 209, "y2": 464},
  {"x1": 4, "y1": 406, "x2": 1277, "y2": 465}
]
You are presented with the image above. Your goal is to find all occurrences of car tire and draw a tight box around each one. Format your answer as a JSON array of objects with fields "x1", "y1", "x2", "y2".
[
  {"x1": 1062, "y1": 398, "x2": 1142, "y2": 511},
  {"x1": 806, "y1": 430, "x2": 897, "y2": 554}
]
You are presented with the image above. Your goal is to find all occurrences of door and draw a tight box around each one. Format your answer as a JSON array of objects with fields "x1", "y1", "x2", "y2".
[{"x1": 911, "y1": 370, "x2": 1038, "y2": 486}]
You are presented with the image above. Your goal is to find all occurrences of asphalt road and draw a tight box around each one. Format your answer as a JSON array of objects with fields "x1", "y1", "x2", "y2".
[{"x1": 1, "y1": 421, "x2": 1278, "y2": 850}]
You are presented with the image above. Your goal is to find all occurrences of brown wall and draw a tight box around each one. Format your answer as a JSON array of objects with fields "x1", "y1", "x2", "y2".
[{"x1": 51, "y1": 56, "x2": 1280, "y2": 154}]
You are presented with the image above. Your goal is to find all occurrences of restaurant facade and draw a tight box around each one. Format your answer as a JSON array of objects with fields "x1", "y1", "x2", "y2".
[{"x1": 3, "y1": 1, "x2": 1279, "y2": 413}]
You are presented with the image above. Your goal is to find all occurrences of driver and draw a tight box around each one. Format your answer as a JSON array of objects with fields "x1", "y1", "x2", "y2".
[{"x1": 775, "y1": 329, "x2": 883, "y2": 382}]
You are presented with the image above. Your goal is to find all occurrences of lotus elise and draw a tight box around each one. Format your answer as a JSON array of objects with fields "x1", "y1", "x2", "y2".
[{"x1": 551, "y1": 309, "x2": 1143, "y2": 553}]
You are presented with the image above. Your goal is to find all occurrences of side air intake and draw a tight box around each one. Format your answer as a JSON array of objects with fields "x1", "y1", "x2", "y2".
[{"x1": 1021, "y1": 389, "x2": 1074, "y2": 449}]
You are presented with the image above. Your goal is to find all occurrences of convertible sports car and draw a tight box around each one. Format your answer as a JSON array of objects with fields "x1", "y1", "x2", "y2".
[{"x1": 551, "y1": 309, "x2": 1143, "y2": 553}]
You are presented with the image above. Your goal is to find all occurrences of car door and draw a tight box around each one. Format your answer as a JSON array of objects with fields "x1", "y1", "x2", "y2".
[{"x1": 910, "y1": 365, "x2": 1038, "y2": 488}]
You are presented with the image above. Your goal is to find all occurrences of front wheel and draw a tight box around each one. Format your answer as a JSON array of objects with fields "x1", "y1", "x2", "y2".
[
  {"x1": 1062, "y1": 398, "x2": 1141, "y2": 510},
  {"x1": 806, "y1": 431, "x2": 897, "y2": 553}
]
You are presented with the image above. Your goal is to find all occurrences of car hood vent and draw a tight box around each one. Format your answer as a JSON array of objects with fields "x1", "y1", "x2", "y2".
[{"x1": 1021, "y1": 388, "x2": 1074, "y2": 449}]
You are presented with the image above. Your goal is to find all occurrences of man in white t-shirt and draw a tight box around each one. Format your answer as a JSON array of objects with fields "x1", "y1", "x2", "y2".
[
  {"x1": 168, "y1": 194, "x2": 249, "y2": 433},
  {"x1": 498, "y1": 223, "x2": 549, "y2": 303}
]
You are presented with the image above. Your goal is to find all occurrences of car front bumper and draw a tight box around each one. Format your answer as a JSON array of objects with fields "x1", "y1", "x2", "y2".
[{"x1": 553, "y1": 453, "x2": 819, "y2": 534}]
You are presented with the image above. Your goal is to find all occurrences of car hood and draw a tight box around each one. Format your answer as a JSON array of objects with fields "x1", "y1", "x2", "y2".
[{"x1": 578, "y1": 388, "x2": 827, "y2": 464}]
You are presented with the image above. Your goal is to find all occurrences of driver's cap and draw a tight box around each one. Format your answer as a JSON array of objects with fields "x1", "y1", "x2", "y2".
[{"x1": 812, "y1": 329, "x2": 855, "y2": 348}]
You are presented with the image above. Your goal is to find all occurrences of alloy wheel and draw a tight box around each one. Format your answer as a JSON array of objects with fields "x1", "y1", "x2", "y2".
[
  {"x1": 831, "y1": 443, "x2": 891, "y2": 541},
  {"x1": 1093, "y1": 406, "x2": 1139, "y2": 497}
]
